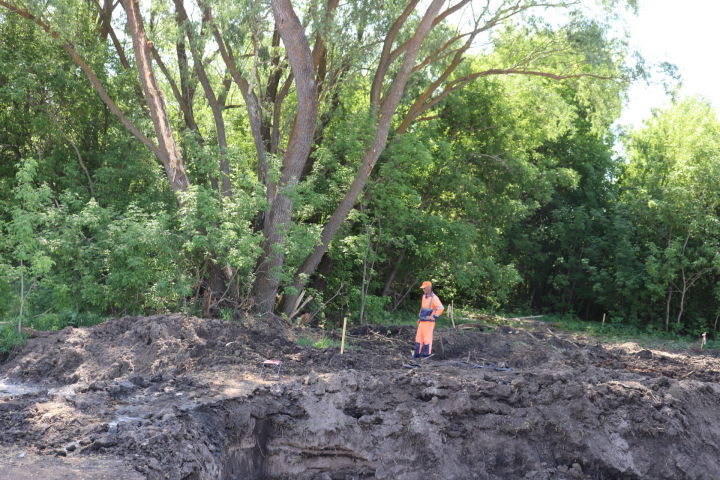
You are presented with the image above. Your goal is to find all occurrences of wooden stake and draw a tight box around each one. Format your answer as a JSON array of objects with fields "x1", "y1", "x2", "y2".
[
  {"x1": 19, "y1": 262, "x2": 24, "y2": 335},
  {"x1": 340, "y1": 316, "x2": 348, "y2": 354},
  {"x1": 450, "y1": 300, "x2": 456, "y2": 328}
]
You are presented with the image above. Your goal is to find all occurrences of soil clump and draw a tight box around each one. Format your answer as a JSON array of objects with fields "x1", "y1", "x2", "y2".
[{"x1": 1, "y1": 314, "x2": 720, "y2": 479}]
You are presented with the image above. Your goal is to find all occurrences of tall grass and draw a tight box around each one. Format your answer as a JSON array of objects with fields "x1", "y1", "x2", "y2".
[
  {"x1": 540, "y1": 314, "x2": 718, "y2": 351},
  {"x1": 296, "y1": 335, "x2": 341, "y2": 349}
]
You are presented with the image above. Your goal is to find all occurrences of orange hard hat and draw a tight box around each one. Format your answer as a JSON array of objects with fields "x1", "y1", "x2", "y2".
[{"x1": 420, "y1": 281, "x2": 432, "y2": 289}]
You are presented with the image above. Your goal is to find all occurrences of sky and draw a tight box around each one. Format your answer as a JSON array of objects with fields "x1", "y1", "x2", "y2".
[{"x1": 618, "y1": 0, "x2": 720, "y2": 129}]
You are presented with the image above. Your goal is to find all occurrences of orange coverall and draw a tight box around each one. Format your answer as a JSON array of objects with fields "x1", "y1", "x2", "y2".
[{"x1": 415, "y1": 292, "x2": 444, "y2": 358}]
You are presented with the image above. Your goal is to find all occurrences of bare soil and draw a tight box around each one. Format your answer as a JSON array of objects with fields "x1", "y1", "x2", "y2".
[{"x1": 1, "y1": 314, "x2": 720, "y2": 479}]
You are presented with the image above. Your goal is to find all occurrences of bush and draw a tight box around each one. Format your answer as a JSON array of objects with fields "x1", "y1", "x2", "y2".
[{"x1": 0, "y1": 324, "x2": 26, "y2": 356}]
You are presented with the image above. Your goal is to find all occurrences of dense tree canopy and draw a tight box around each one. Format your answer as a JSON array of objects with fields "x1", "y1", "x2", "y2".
[{"x1": 1, "y1": 0, "x2": 717, "y2": 339}]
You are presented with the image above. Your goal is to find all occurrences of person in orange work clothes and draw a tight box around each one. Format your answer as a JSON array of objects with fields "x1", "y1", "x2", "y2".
[{"x1": 414, "y1": 281, "x2": 444, "y2": 358}]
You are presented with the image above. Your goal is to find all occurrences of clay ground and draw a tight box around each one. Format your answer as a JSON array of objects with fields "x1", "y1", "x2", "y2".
[{"x1": 1, "y1": 314, "x2": 720, "y2": 479}]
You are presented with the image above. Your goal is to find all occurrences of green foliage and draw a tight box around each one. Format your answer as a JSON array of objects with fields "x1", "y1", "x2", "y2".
[
  {"x1": 296, "y1": 335, "x2": 341, "y2": 350},
  {"x1": 0, "y1": 160, "x2": 262, "y2": 325},
  {"x1": 545, "y1": 314, "x2": 719, "y2": 351},
  {"x1": 511, "y1": 96, "x2": 720, "y2": 334},
  {"x1": 0, "y1": 325, "x2": 27, "y2": 356},
  {"x1": 9, "y1": 0, "x2": 712, "y2": 342},
  {"x1": 616, "y1": 97, "x2": 720, "y2": 330},
  {"x1": 178, "y1": 186, "x2": 262, "y2": 283}
]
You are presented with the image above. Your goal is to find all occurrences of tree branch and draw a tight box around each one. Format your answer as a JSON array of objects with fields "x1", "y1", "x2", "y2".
[
  {"x1": 310, "y1": 0, "x2": 340, "y2": 97},
  {"x1": 47, "y1": 112, "x2": 95, "y2": 198},
  {"x1": 148, "y1": 43, "x2": 203, "y2": 138},
  {"x1": 388, "y1": 0, "x2": 473, "y2": 68},
  {"x1": 370, "y1": 0, "x2": 420, "y2": 108},
  {"x1": 173, "y1": 0, "x2": 230, "y2": 195},
  {"x1": 120, "y1": 0, "x2": 190, "y2": 193},
  {"x1": 0, "y1": 0, "x2": 162, "y2": 159},
  {"x1": 252, "y1": 0, "x2": 319, "y2": 313},
  {"x1": 281, "y1": 0, "x2": 446, "y2": 316},
  {"x1": 200, "y1": 0, "x2": 269, "y2": 190},
  {"x1": 398, "y1": 67, "x2": 615, "y2": 134},
  {"x1": 88, "y1": 0, "x2": 131, "y2": 69}
]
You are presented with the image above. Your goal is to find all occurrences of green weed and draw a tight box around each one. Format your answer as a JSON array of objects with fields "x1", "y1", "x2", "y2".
[
  {"x1": 541, "y1": 314, "x2": 720, "y2": 351},
  {"x1": 296, "y1": 335, "x2": 342, "y2": 349},
  {"x1": 0, "y1": 323, "x2": 27, "y2": 356}
]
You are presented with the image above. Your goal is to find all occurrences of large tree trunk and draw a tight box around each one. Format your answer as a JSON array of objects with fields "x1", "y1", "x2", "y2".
[
  {"x1": 382, "y1": 248, "x2": 406, "y2": 297},
  {"x1": 251, "y1": 0, "x2": 318, "y2": 315},
  {"x1": 175, "y1": 24, "x2": 201, "y2": 137},
  {"x1": 173, "y1": 0, "x2": 230, "y2": 196},
  {"x1": 0, "y1": 0, "x2": 184, "y2": 190},
  {"x1": 210, "y1": 23, "x2": 267, "y2": 186},
  {"x1": 121, "y1": 0, "x2": 190, "y2": 194},
  {"x1": 664, "y1": 286, "x2": 673, "y2": 331},
  {"x1": 676, "y1": 284, "x2": 687, "y2": 326},
  {"x1": 279, "y1": 0, "x2": 446, "y2": 316}
]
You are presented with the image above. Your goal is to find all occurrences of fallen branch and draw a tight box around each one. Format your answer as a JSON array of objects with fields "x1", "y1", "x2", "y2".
[
  {"x1": 18, "y1": 326, "x2": 50, "y2": 338},
  {"x1": 290, "y1": 290, "x2": 314, "y2": 319},
  {"x1": 368, "y1": 330, "x2": 401, "y2": 345},
  {"x1": 544, "y1": 327, "x2": 581, "y2": 350},
  {"x1": 502, "y1": 315, "x2": 545, "y2": 322},
  {"x1": 457, "y1": 322, "x2": 492, "y2": 330},
  {"x1": 305, "y1": 282, "x2": 344, "y2": 323}
]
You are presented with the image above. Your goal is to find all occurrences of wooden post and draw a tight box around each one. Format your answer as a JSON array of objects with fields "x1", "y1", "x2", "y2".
[
  {"x1": 19, "y1": 261, "x2": 24, "y2": 335},
  {"x1": 340, "y1": 316, "x2": 348, "y2": 354},
  {"x1": 601, "y1": 313, "x2": 606, "y2": 327},
  {"x1": 450, "y1": 300, "x2": 456, "y2": 328}
]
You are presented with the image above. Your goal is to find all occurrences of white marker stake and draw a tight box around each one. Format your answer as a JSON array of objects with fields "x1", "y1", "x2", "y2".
[
  {"x1": 450, "y1": 301, "x2": 456, "y2": 329},
  {"x1": 340, "y1": 316, "x2": 348, "y2": 354}
]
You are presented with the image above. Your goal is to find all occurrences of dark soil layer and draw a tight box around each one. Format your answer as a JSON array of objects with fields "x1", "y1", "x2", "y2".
[{"x1": 1, "y1": 314, "x2": 720, "y2": 479}]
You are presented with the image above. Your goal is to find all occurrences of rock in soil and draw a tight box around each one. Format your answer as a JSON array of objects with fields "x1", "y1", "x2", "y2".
[{"x1": 1, "y1": 314, "x2": 720, "y2": 479}]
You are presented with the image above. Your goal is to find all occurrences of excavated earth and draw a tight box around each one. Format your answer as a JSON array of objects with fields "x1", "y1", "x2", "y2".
[{"x1": 1, "y1": 314, "x2": 720, "y2": 479}]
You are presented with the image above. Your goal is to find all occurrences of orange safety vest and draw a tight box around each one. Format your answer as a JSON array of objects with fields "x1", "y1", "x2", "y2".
[{"x1": 419, "y1": 292, "x2": 444, "y2": 321}]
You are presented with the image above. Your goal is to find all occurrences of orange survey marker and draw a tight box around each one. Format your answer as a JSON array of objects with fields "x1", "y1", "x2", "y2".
[{"x1": 261, "y1": 359, "x2": 282, "y2": 379}]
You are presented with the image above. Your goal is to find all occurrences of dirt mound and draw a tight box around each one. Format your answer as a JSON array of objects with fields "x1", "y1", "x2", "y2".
[
  {"x1": 2, "y1": 315, "x2": 720, "y2": 479},
  {"x1": 2, "y1": 314, "x2": 297, "y2": 384}
]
